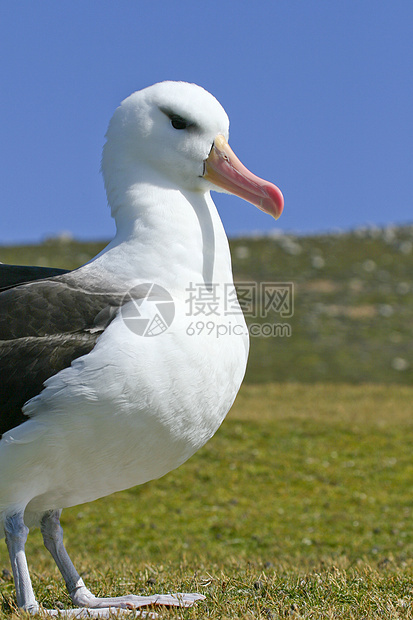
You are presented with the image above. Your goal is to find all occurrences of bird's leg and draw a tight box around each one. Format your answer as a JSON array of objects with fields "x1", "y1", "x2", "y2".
[
  {"x1": 40, "y1": 509, "x2": 97, "y2": 607},
  {"x1": 4, "y1": 512, "x2": 39, "y2": 612},
  {"x1": 40, "y1": 509, "x2": 205, "y2": 611}
]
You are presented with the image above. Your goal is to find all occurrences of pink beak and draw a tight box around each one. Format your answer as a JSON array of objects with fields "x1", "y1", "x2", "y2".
[{"x1": 203, "y1": 134, "x2": 284, "y2": 219}]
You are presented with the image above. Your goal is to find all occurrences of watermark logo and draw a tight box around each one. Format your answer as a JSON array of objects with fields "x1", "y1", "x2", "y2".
[
  {"x1": 262, "y1": 282, "x2": 294, "y2": 318},
  {"x1": 121, "y1": 281, "x2": 294, "y2": 337},
  {"x1": 120, "y1": 283, "x2": 175, "y2": 337}
]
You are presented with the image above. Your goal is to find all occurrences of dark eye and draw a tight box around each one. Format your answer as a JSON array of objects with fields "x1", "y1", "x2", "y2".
[
  {"x1": 159, "y1": 106, "x2": 194, "y2": 131},
  {"x1": 170, "y1": 115, "x2": 189, "y2": 130}
]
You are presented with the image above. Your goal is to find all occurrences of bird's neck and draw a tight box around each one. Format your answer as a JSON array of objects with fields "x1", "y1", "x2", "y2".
[{"x1": 89, "y1": 177, "x2": 234, "y2": 295}]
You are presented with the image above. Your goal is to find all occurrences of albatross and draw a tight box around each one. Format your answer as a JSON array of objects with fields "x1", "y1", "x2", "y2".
[{"x1": 0, "y1": 81, "x2": 284, "y2": 615}]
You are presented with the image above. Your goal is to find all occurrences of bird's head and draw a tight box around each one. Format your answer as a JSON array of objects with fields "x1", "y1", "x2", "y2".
[{"x1": 102, "y1": 81, "x2": 283, "y2": 219}]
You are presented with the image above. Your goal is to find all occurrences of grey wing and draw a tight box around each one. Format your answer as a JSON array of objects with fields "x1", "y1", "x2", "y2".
[
  {"x1": 0, "y1": 271, "x2": 124, "y2": 437},
  {"x1": 0, "y1": 333, "x2": 99, "y2": 436},
  {"x1": 0, "y1": 263, "x2": 70, "y2": 291}
]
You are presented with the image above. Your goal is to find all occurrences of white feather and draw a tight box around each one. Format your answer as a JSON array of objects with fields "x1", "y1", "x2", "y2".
[{"x1": 0, "y1": 81, "x2": 249, "y2": 534}]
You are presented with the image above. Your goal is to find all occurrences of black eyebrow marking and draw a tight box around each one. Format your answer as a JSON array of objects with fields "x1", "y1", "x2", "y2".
[{"x1": 159, "y1": 106, "x2": 197, "y2": 129}]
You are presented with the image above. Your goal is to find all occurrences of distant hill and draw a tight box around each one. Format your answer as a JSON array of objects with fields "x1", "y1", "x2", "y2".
[{"x1": 1, "y1": 226, "x2": 412, "y2": 385}]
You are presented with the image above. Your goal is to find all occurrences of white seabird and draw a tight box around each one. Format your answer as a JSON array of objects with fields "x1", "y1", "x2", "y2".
[{"x1": 0, "y1": 81, "x2": 284, "y2": 615}]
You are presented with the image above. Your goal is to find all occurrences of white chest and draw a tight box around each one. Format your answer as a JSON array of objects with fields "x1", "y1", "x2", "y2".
[{"x1": 21, "y1": 299, "x2": 249, "y2": 512}]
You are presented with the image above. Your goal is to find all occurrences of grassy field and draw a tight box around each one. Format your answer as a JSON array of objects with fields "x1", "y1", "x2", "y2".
[
  {"x1": 1, "y1": 231, "x2": 412, "y2": 616},
  {"x1": 1, "y1": 383, "x2": 413, "y2": 619},
  {"x1": 1, "y1": 226, "x2": 412, "y2": 385}
]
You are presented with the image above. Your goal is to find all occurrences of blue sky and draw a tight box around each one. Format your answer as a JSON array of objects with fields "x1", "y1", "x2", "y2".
[{"x1": 1, "y1": 1, "x2": 412, "y2": 244}]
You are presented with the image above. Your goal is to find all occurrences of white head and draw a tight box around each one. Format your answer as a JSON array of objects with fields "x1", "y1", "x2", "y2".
[{"x1": 102, "y1": 81, "x2": 283, "y2": 219}]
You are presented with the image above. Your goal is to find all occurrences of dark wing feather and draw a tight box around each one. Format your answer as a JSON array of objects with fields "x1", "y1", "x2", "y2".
[
  {"x1": 0, "y1": 277, "x2": 123, "y2": 339},
  {"x1": 0, "y1": 264, "x2": 70, "y2": 291},
  {"x1": 0, "y1": 333, "x2": 98, "y2": 436},
  {"x1": 0, "y1": 270, "x2": 126, "y2": 437}
]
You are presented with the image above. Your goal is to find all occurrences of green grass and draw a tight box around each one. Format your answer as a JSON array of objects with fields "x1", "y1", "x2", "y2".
[
  {"x1": 1, "y1": 231, "x2": 412, "y2": 615},
  {"x1": 1, "y1": 226, "x2": 412, "y2": 385},
  {"x1": 1, "y1": 383, "x2": 413, "y2": 618}
]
